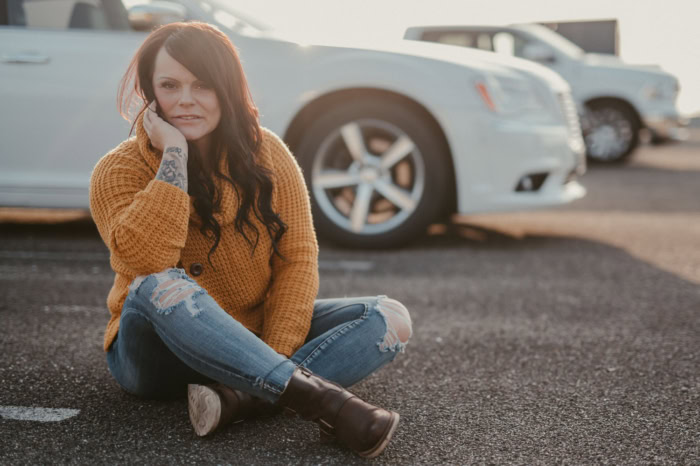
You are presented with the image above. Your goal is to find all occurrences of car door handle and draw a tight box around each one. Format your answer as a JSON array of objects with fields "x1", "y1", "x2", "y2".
[{"x1": 1, "y1": 53, "x2": 51, "y2": 64}]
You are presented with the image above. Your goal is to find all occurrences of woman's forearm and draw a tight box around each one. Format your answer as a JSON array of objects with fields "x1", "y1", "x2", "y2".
[{"x1": 156, "y1": 143, "x2": 188, "y2": 192}]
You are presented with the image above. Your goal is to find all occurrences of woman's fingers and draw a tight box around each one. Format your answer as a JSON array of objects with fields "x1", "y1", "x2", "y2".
[
  {"x1": 143, "y1": 101, "x2": 184, "y2": 151},
  {"x1": 148, "y1": 101, "x2": 159, "y2": 119},
  {"x1": 143, "y1": 104, "x2": 155, "y2": 147},
  {"x1": 145, "y1": 102, "x2": 158, "y2": 131}
]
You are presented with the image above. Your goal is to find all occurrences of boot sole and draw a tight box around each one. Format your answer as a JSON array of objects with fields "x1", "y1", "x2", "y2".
[
  {"x1": 358, "y1": 411, "x2": 400, "y2": 459},
  {"x1": 188, "y1": 384, "x2": 222, "y2": 437}
]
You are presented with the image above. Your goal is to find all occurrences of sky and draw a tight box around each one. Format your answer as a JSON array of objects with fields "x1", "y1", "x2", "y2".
[{"x1": 233, "y1": 0, "x2": 700, "y2": 116}]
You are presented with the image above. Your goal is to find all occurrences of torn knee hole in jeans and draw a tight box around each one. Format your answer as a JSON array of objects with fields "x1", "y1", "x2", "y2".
[
  {"x1": 376, "y1": 297, "x2": 413, "y2": 353},
  {"x1": 130, "y1": 269, "x2": 206, "y2": 317}
]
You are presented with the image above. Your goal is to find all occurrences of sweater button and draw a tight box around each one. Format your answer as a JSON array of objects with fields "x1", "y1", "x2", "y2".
[{"x1": 189, "y1": 263, "x2": 203, "y2": 276}]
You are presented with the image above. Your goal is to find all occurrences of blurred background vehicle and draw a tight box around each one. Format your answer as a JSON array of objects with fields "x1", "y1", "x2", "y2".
[
  {"x1": 405, "y1": 23, "x2": 687, "y2": 163},
  {"x1": 0, "y1": 0, "x2": 584, "y2": 248}
]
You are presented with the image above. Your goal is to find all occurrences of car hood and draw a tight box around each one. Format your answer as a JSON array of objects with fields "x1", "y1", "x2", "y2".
[
  {"x1": 583, "y1": 53, "x2": 671, "y2": 76},
  {"x1": 288, "y1": 35, "x2": 570, "y2": 91}
]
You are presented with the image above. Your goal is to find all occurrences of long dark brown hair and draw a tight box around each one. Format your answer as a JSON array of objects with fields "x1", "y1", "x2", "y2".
[{"x1": 118, "y1": 22, "x2": 287, "y2": 266}]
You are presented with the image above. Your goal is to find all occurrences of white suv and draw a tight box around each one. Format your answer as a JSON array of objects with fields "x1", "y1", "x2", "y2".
[
  {"x1": 1, "y1": 0, "x2": 585, "y2": 247},
  {"x1": 405, "y1": 23, "x2": 687, "y2": 163}
]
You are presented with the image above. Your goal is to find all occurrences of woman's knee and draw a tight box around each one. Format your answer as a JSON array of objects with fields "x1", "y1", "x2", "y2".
[
  {"x1": 107, "y1": 318, "x2": 187, "y2": 400},
  {"x1": 107, "y1": 351, "x2": 162, "y2": 399},
  {"x1": 108, "y1": 314, "x2": 160, "y2": 398},
  {"x1": 372, "y1": 296, "x2": 412, "y2": 353},
  {"x1": 128, "y1": 267, "x2": 206, "y2": 317}
]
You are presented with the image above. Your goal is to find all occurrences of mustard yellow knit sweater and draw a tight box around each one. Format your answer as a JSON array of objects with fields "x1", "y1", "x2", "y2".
[{"x1": 89, "y1": 115, "x2": 319, "y2": 357}]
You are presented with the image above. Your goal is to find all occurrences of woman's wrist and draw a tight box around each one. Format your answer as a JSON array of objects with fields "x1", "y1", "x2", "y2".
[
  {"x1": 163, "y1": 144, "x2": 187, "y2": 160},
  {"x1": 163, "y1": 139, "x2": 187, "y2": 154},
  {"x1": 156, "y1": 144, "x2": 189, "y2": 192}
]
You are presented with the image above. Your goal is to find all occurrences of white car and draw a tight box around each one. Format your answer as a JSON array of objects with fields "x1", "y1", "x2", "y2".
[
  {"x1": 1, "y1": 0, "x2": 585, "y2": 248},
  {"x1": 405, "y1": 23, "x2": 687, "y2": 163}
]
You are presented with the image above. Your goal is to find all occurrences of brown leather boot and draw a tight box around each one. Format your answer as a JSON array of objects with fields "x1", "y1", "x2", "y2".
[
  {"x1": 187, "y1": 383, "x2": 279, "y2": 436},
  {"x1": 277, "y1": 367, "x2": 400, "y2": 458}
]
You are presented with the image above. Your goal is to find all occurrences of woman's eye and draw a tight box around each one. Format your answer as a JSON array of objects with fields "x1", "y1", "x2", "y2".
[
  {"x1": 161, "y1": 82, "x2": 176, "y2": 89},
  {"x1": 196, "y1": 82, "x2": 211, "y2": 89}
]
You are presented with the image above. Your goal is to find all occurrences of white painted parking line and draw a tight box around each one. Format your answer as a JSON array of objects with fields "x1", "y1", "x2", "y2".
[
  {"x1": 318, "y1": 260, "x2": 375, "y2": 271},
  {"x1": 0, "y1": 406, "x2": 80, "y2": 422}
]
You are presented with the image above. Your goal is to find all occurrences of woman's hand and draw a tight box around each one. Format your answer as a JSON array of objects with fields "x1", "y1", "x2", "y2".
[
  {"x1": 143, "y1": 101, "x2": 187, "y2": 152},
  {"x1": 144, "y1": 102, "x2": 189, "y2": 192}
]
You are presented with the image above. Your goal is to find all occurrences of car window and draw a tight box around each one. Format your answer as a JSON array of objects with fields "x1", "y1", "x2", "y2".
[
  {"x1": 492, "y1": 32, "x2": 529, "y2": 58},
  {"x1": 475, "y1": 33, "x2": 492, "y2": 51},
  {"x1": 423, "y1": 31, "x2": 475, "y2": 48},
  {"x1": 421, "y1": 30, "x2": 495, "y2": 52},
  {"x1": 515, "y1": 23, "x2": 584, "y2": 58},
  {"x1": 3, "y1": 0, "x2": 129, "y2": 30}
]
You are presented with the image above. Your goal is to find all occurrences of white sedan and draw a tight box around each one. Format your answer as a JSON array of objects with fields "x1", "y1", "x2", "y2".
[{"x1": 0, "y1": 0, "x2": 585, "y2": 248}]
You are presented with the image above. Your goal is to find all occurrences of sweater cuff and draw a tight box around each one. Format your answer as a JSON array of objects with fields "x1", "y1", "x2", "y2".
[
  {"x1": 141, "y1": 179, "x2": 190, "y2": 215},
  {"x1": 265, "y1": 334, "x2": 303, "y2": 359},
  {"x1": 134, "y1": 179, "x2": 191, "y2": 232}
]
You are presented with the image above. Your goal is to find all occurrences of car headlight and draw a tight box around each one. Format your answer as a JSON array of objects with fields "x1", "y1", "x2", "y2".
[
  {"x1": 642, "y1": 79, "x2": 679, "y2": 101},
  {"x1": 475, "y1": 76, "x2": 549, "y2": 116}
]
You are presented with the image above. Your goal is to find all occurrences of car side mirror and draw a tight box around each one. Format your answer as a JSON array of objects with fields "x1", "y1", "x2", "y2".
[
  {"x1": 521, "y1": 43, "x2": 556, "y2": 63},
  {"x1": 128, "y1": 2, "x2": 187, "y2": 32}
]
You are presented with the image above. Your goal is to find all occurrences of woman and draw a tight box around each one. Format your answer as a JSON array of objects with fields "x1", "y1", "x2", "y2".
[{"x1": 89, "y1": 22, "x2": 412, "y2": 458}]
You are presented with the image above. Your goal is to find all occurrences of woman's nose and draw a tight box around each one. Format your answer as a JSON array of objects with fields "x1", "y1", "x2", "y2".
[{"x1": 179, "y1": 86, "x2": 195, "y2": 104}]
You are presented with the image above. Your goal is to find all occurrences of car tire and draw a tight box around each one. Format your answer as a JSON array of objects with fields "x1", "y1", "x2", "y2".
[
  {"x1": 583, "y1": 101, "x2": 640, "y2": 163},
  {"x1": 295, "y1": 98, "x2": 451, "y2": 249},
  {"x1": 649, "y1": 132, "x2": 670, "y2": 145}
]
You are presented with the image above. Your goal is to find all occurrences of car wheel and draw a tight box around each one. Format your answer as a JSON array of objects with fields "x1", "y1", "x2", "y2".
[
  {"x1": 296, "y1": 98, "x2": 451, "y2": 248},
  {"x1": 583, "y1": 101, "x2": 640, "y2": 163}
]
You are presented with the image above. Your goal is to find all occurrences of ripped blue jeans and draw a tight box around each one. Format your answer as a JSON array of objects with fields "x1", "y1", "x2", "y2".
[{"x1": 106, "y1": 268, "x2": 412, "y2": 403}]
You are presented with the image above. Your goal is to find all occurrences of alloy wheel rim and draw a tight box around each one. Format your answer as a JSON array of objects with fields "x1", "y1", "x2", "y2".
[
  {"x1": 311, "y1": 119, "x2": 426, "y2": 235},
  {"x1": 585, "y1": 107, "x2": 634, "y2": 160}
]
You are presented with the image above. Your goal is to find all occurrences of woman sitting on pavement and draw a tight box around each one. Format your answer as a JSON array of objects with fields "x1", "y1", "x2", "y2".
[{"x1": 89, "y1": 21, "x2": 412, "y2": 458}]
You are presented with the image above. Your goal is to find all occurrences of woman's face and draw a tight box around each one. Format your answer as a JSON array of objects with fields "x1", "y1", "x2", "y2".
[{"x1": 152, "y1": 47, "x2": 221, "y2": 151}]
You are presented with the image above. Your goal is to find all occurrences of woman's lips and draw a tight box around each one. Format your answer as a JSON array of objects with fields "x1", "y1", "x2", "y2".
[{"x1": 175, "y1": 116, "x2": 202, "y2": 124}]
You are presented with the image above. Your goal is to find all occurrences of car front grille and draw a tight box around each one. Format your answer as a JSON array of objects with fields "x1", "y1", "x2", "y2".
[{"x1": 557, "y1": 91, "x2": 586, "y2": 172}]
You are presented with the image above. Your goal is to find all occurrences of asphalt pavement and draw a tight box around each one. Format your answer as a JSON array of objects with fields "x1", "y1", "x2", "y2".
[{"x1": 1, "y1": 133, "x2": 699, "y2": 464}]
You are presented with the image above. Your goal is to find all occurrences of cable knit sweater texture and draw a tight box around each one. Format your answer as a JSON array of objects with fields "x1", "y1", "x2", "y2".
[{"x1": 89, "y1": 114, "x2": 319, "y2": 357}]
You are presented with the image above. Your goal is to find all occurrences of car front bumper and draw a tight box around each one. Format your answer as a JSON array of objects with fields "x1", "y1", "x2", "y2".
[
  {"x1": 447, "y1": 115, "x2": 587, "y2": 215},
  {"x1": 643, "y1": 114, "x2": 689, "y2": 141}
]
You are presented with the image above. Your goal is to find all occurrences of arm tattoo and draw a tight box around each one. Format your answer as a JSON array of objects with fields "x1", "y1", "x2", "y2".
[
  {"x1": 156, "y1": 146, "x2": 188, "y2": 192},
  {"x1": 165, "y1": 146, "x2": 183, "y2": 156}
]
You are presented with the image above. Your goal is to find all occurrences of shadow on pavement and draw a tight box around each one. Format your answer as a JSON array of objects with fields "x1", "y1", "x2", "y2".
[{"x1": 1, "y1": 214, "x2": 699, "y2": 464}]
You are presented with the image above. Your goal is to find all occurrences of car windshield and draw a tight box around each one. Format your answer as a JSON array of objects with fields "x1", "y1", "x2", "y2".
[
  {"x1": 196, "y1": 0, "x2": 272, "y2": 37},
  {"x1": 516, "y1": 24, "x2": 585, "y2": 59},
  {"x1": 123, "y1": 0, "x2": 273, "y2": 36}
]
